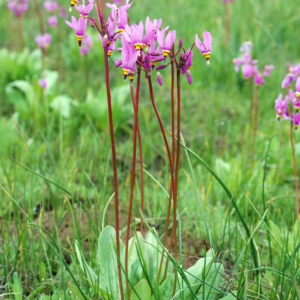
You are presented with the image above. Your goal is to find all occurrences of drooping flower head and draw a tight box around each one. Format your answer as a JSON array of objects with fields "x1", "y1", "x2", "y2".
[
  {"x1": 295, "y1": 77, "x2": 300, "y2": 98},
  {"x1": 181, "y1": 48, "x2": 193, "y2": 84},
  {"x1": 75, "y1": 0, "x2": 93, "y2": 18},
  {"x1": 106, "y1": 0, "x2": 132, "y2": 15},
  {"x1": 282, "y1": 64, "x2": 300, "y2": 88},
  {"x1": 289, "y1": 89, "x2": 300, "y2": 112},
  {"x1": 123, "y1": 22, "x2": 147, "y2": 50},
  {"x1": 65, "y1": 16, "x2": 88, "y2": 47},
  {"x1": 275, "y1": 93, "x2": 289, "y2": 120},
  {"x1": 116, "y1": 6, "x2": 128, "y2": 34},
  {"x1": 115, "y1": 36, "x2": 139, "y2": 82},
  {"x1": 144, "y1": 17, "x2": 163, "y2": 44},
  {"x1": 35, "y1": 33, "x2": 51, "y2": 50},
  {"x1": 254, "y1": 73, "x2": 265, "y2": 86},
  {"x1": 195, "y1": 31, "x2": 212, "y2": 64},
  {"x1": 291, "y1": 112, "x2": 300, "y2": 130},
  {"x1": 157, "y1": 29, "x2": 176, "y2": 57}
]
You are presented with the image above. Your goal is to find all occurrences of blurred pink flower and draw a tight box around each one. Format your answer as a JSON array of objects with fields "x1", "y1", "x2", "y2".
[
  {"x1": 48, "y1": 16, "x2": 58, "y2": 27},
  {"x1": 38, "y1": 78, "x2": 48, "y2": 89},
  {"x1": 44, "y1": 0, "x2": 58, "y2": 12},
  {"x1": 35, "y1": 33, "x2": 52, "y2": 49},
  {"x1": 59, "y1": 6, "x2": 68, "y2": 18},
  {"x1": 195, "y1": 31, "x2": 212, "y2": 63},
  {"x1": 255, "y1": 73, "x2": 265, "y2": 86}
]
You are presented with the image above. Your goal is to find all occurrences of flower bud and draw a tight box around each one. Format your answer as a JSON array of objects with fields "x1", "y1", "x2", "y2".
[
  {"x1": 156, "y1": 64, "x2": 168, "y2": 71},
  {"x1": 102, "y1": 34, "x2": 108, "y2": 48},
  {"x1": 178, "y1": 37, "x2": 183, "y2": 49},
  {"x1": 156, "y1": 72, "x2": 162, "y2": 86}
]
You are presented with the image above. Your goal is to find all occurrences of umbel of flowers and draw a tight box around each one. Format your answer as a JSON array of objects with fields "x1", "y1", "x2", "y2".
[
  {"x1": 233, "y1": 41, "x2": 274, "y2": 159},
  {"x1": 65, "y1": 0, "x2": 212, "y2": 298},
  {"x1": 274, "y1": 65, "x2": 300, "y2": 221}
]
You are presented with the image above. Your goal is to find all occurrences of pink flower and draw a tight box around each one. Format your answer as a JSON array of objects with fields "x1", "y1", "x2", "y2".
[
  {"x1": 263, "y1": 65, "x2": 274, "y2": 76},
  {"x1": 48, "y1": 16, "x2": 58, "y2": 27},
  {"x1": 59, "y1": 6, "x2": 68, "y2": 18},
  {"x1": 35, "y1": 33, "x2": 51, "y2": 49},
  {"x1": 289, "y1": 89, "x2": 300, "y2": 112},
  {"x1": 282, "y1": 64, "x2": 300, "y2": 88},
  {"x1": 115, "y1": 35, "x2": 139, "y2": 81},
  {"x1": 75, "y1": 0, "x2": 93, "y2": 18},
  {"x1": 38, "y1": 78, "x2": 47, "y2": 89},
  {"x1": 254, "y1": 73, "x2": 265, "y2": 86},
  {"x1": 43, "y1": 0, "x2": 58, "y2": 12},
  {"x1": 156, "y1": 72, "x2": 162, "y2": 86},
  {"x1": 295, "y1": 77, "x2": 300, "y2": 98},
  {"x1": 80, "y1": 45, "x2": 89, "y2": 56},
  {"x1": 195, "y1": 31, "x2": 212, "y2": 63},
  {"x1": 242, "y1": 64, "x2": 256, "y2": 79},
  {"x1": 291, "y1": 112, "x2": 300, "y2": 129},
  {"x1": 157, "y1": 29, "x2": 176, "y2": 57},
  {"x1": 65, "y1": 16, "x2": 88, "y2": 47},
  {"x1": 275, "y1": 93, "x2": 289, "y2": 120},
  {"x1": 239, "y1": 41, "x2": 253, "y2": 53}
]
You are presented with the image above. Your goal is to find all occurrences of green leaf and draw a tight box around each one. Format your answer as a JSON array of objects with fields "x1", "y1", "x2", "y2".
[
  {"x1": 145, "y1": 228, "x2": 163, "y2": 284},
  {"x1": 128, "y1": 259, "x2": 143, "y2": 294},
  {"x1": 11, "y1": 272, "x2": 23, "y2": 300},
  {"x1": 68, "y1": 282, "x2": 91, "y2": 300},
  {"x1": 98, "y1": 226, "x2": 124, "y2": 299},
  {"x1": 39, "y1": 261, "x2": 46, "y2": 284},
  {"x1": 75, "y1": 240, "x2": 98, "y2": 284},
  {"x1": 50, "y1": 95, "x2": 74, "y2": 118},
  {"x1": 221, "y1": 291, "x2": 237, "y2": 299},
  {"x1": 157, "y1": 273, "x2": 174, "y2": 299},
  {"x1": 130, "y1": 279, "x2": 151, "y2": 300}
]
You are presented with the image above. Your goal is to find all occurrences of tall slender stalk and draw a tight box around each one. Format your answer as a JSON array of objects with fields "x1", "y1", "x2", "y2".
[
  {"x1": 169, "y1": 69, "x2": 181, "y2": 295},
  {"x1": 125, "y1": 70, "x2": 141, "y2": 300},
  {"x1": 224, "y1": 2, "x2": 230, "y2": 50},
  {"x1": 6, "y1": 6, "x2": 11, "y2": 50},
  {"x1": 148, "y1": 76, "x2": 175, "y2": 283},
  {"x1": 19, "y1": 14, "x2": 24, "y2": 51},
  {"x1": 34, "y1": 0, "x2": 44, "y2": 34},
  {"x1": 252, "y1": 85, "x2": 259, "y2": 158},
  {"x1": 103, "y1": 46, "x2": 124, "y2": 300},
  {"x1": 290, "y1": 114, "x2": 300, "y2": 220},
  {"x1": 246, "y1": 77, "x2": 254, "y2": 159},
  {"x1": 129, "y1": 83, "x2": 144, "y2": 235},
  {"x1": 171, "y1": 60, "x2": 176, "y2": 170}
]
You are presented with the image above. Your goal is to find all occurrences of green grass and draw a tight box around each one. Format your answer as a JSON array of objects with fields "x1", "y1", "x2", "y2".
[{"x1": 0, "y1": 0, "x2": 300, "y2": 298}]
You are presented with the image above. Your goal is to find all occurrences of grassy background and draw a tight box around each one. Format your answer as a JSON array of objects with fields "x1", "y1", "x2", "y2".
[{"x1": 0, "y1": 0, "x2": 300, "y2": 298}]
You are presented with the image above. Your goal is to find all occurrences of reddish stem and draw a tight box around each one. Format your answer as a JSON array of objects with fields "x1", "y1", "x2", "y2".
[
  {"x1": 19, "y1": 14, "x2": 24, "y2": 51},
  {"x1": 130, "y1": 84, "x2": 144, "y2": 235},
  {"x1": 171, "y1": 60, "x2": 176, "y2": 171},
  {"x1": 224, "y1": 2, "x2": 230, "y2": 50},
  {"x1": 167, "y1": 70, "x2": 180, "y2": 294},
  {"x1": 148, "y1": 76, "x2": 175, "y2": 283},
  {"x1": 34, "y1": 0, "x2": 44, "y2": 34},
  {"x1": 290, "y1": 111, "x2": 300, "y2": 220},
  {"x1": 103, "y1": 47, "x2": 124, "y2": 300},
  {"x1": 125, "y1": 71, "x2": 141, "y2": 299},
  {"x1": 246, "y1": 77, "x2": 254, "y2": 165},
  {"x1": 252, "y1": 85, "x2": 259, "y2": 159}
]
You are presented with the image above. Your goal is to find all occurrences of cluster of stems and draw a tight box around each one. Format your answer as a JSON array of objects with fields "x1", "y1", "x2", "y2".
[{"x1": 65, "y1": 0, "x2": 212, "y2": 298}]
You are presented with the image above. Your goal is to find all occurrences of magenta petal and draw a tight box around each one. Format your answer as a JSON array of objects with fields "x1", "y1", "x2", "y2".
[{"x1": 157, "y1": 72, "x2": 162, "y2": 86}]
